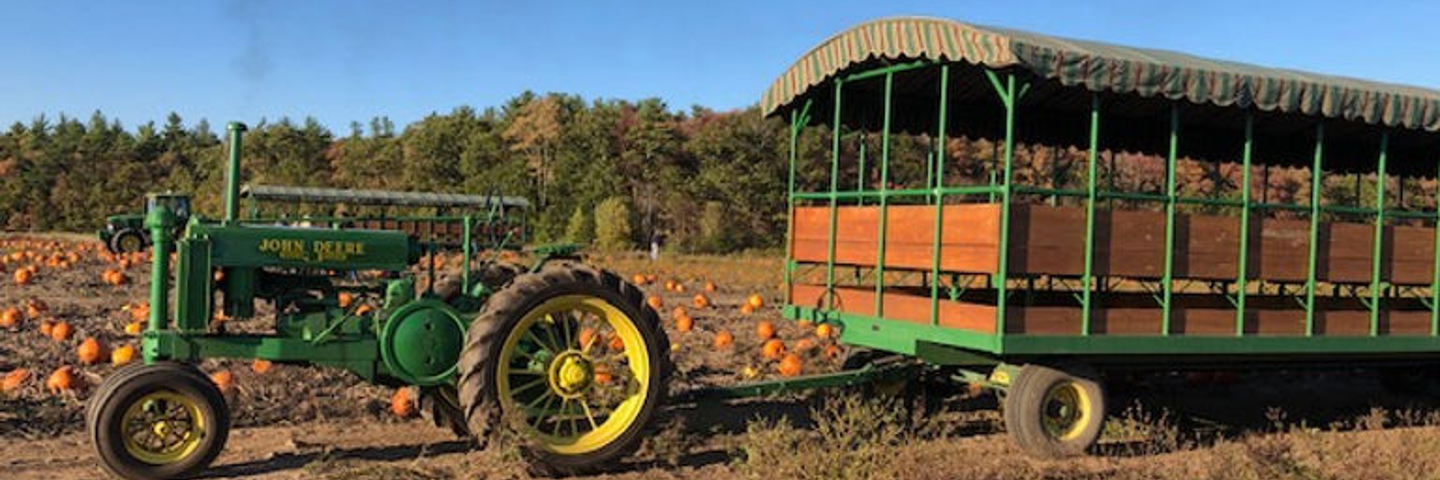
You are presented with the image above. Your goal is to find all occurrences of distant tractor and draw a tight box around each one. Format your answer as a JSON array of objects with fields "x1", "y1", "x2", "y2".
[
  {"x1": 86, "y1": 122, "x2": 670, "y2": 479},
  {"x1": 97, "y1": 193, "x2": 192, "y2": 254}
]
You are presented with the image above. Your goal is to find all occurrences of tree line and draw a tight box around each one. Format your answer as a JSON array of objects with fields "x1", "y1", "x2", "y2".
[{"x1": 0, "y1": 91, "x2": 1429, "y2": 254}]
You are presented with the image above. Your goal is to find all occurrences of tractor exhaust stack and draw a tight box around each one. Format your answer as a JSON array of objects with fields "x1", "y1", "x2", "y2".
[{"x1": 224, "y1": 121, "x2": 248, "y2": 224}]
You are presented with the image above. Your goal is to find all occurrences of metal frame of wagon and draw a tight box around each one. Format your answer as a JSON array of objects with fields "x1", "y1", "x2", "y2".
[{"x1": 766, "y1": 17, "x2": 1440, "y2": 362}]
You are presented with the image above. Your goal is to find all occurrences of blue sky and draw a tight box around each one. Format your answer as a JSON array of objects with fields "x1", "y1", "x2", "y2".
[{"x1": 2, "y1": 0, "x2": 1437, "y2": 133}]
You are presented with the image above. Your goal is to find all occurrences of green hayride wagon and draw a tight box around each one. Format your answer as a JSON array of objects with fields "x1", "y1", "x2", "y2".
[{"x1": 768, "y1": 17, "x2": 1440, "y2": 456}]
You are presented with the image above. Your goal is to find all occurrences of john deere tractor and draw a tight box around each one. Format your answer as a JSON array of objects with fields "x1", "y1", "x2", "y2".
[
  {"x1": 97, "y1": 193, "x2": 192, "y2": 254},
  {"x1": 86, "y1": 122, "x2": 671, "y2": 479}
]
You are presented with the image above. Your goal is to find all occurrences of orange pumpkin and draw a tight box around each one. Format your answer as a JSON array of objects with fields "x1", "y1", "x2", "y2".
[
  {"x1": 663, "y1": 279, "x2": 677, "y2": 292},
  {"x1": 703, "y1": 281, "x2": 717, "y2": 293},
  {"x1": 77, "y1": 337, "x2": 107, "y2": 364},
  {"x1": 646, "y1": 295, "x2": 663, "y2": 310},
  {"x1": 593, "y1": 364, "x2": 613, "y2": 385},
  {"x1": 671, "y1": 306, "x2": 688, "y2": 321},
  {"x1": 2, "y1": 368, "x2": 31, "y2": 393},
  {"x1": 746, "y1": 294, "x2": 765, "y2": 309},
  {"x1": 251, "y1": 359, "x2": 274, "y2": 374},
  {"x1": 355, "y1": 304, "x2": 375, "y2": 316},
  {"x1": 777, "y1": 354, "x2": 803, "y2": 377},
  {"x1": 739, "y1": 303, "x2": 755, "y2": 315},
  {"x1": 46, "y1": 366, "x2": 78, "y2": 393},
  {"x1": 675, "y1": 314, "x2": 693, "y2": 333},
  {"x1": 39, "y1": 318, "x2": 55, "y2": 337},
  {"x1": 794, "y1": 338, "x2": 816, "y2": 353},
  {"x1": 578, "y1": 328, "x2": 598, "y2": 350},
  {"x1": 756, "y1": 320, "x2": 776, "y2": 340},
  {"x1": 390, "y1": 388, "x2": 415, "y2": 417},
  {"x1": 630, "y1": 274, "x2": 648, "y2": 285},
  {"x1": 815, "y1": 323, "x2": 835, "y2": 339},
  {"x1": 824, "y1": 344, "x2": 843, "y2": 359},
  {"x1": 111, "y1": 345, "x2": 136, "y2": 365},
  {"x1": 24, "y1": 299, "x2": 47, "y2": 318},
  {"x1": 0, "y1": 308, "x2": 21, "y2": 329},
  {"x1": 607, "y1": 334, "x2": 626, "y2": 352},
  {"x1": 692, "y1": 294, "x2": 710, "y2": 309},
  {"x1": 338, "y1": 292, "x2": 355, "y2": 309},
  {"x1": 49, "y1": 321, "x2": 73, "y2": 341},
  {"x1": 210, "y1": 370, "x2": 234, "y2": 393},
  {"x1": 713, "y1": 330, "x2": 734, "y2": 349},
  {"x1": 124, "y1": 321, "x2": 143, "y2": 336},
  {"x1": 13, "y1": 267, "x2": 34, "y2": 285},
  {"x1": 761, "y1": 339, "x2": 786, "y2": 360}
]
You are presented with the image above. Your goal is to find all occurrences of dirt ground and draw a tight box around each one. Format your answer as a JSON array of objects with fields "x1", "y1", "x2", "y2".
[{"x1": 7, "y1": 234, "x2": 1440, "y2": 480}]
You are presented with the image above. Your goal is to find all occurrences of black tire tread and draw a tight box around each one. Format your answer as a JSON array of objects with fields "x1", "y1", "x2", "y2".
[{"x1": 455, "y1": 260, "x2": 671, "y2": 476}]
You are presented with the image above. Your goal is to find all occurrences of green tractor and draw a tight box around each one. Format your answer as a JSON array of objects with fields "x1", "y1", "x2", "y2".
[
  {"x1": 97, "y1": 193, "x2": 192, "y2": 254},
  {"x1": 86, "y1": 122, "x2": 672, "y2": 479}
]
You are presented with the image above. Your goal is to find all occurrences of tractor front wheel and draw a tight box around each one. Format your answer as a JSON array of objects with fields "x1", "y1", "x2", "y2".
[
  {"x1": 110, "y1": 228, "x2": 147, "y2": 254},
  {"x1": 87, "y1": 362, "x2": 230, "y2": 480},
  {"x1": 456, "y1": 261, "x2": 671, "y2": 475},
  {"x1": 1002, "y1": 363, "x2": 1106, "y2": 458}
]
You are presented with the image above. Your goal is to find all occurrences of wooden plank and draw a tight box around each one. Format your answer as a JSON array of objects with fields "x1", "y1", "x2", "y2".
[
  {"x1": 792, "y1": 204, "x2": 1437, "y2": 285},
  {"x1": 789, "y1": 283, "x2": 995, "y2": 333}
]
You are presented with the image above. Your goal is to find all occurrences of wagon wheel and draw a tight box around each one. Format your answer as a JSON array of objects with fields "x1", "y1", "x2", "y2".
[
  {"x1": 1002, "y1": 363, "x2": 1106, "y2": 458},
  {"x1": 88, "y1": 362, "x2": 230, "y2": 480},
  {"x1": 456, "y1": 261, "x2": 671, "y2": 475}
]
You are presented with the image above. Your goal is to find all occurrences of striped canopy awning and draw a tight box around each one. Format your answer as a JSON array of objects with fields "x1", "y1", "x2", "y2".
[{"x1": 763, "y1": 17, "x2": 1440, "y2": 133}]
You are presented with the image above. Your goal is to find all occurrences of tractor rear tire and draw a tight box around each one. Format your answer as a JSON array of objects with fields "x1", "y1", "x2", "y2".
[
  {"x1": 87, "y1": 362, "x2": 230, "y2": 480},
  {"x1": 418, "y1": 385, "x2": 470, "y2": 437},
  {"x1": 1002, "y1": 363, "x2": 1106, "y2": 459},
  {"x1": 110, "y1": 228, "x2": 147, "y2": 254},
  {"x1": 455, "y1": 261, "x2": 671, "y2": 476}
]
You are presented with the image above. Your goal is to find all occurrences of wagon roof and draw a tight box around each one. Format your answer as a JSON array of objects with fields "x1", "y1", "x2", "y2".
[
  {"x1": 762, "y1": 17, "x2": 1440, "y2": 133},
  {"x1": 241, "y1": 185, "x2": 530, "y2": 209}
]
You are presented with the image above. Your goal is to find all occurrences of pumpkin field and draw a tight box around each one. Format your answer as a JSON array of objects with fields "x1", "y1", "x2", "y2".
[{"x1": 8, "y1": 233, "x2": 1440, "y2": 480}]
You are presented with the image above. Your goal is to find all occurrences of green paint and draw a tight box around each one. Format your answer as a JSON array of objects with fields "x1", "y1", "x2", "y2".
[
  {"x1": 1305, "y1": 124, "x2": 1324, "y2": 336},
  {"x1": 930, "y1": 64, "x2": 950, "y2": 326},
  {"x1": 825, "y1": 79, "x2": 844, "y2": 309},
  {"x1": 1161, "y1": 106, "x2": 1179, "y2": 335},
  {"x1": 1081, "y1": 94, "x2": 1100, "y2": 335},
  {"x1": 1371, "y1": 132, "x2": 1390, "y2": 336},
  {"x1": 223, "y1": 122, "x2": 247, "y2": 224},
  {"x1": 1235, "y1": 114, "x2": 1254, "y2": 336},
  {"x1": 874, "y1": 72, "x2": 894, "y2": 316}
]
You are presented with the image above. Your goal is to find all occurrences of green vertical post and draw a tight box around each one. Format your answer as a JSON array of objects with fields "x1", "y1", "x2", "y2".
[
  {"x1": 1370, "y1": 132, "x2": 1390, "y2": 336},
  {"x1": 989, "y1": 143, "x2": 999, "y2": 203},
  {"x1": 873, "y1": 72, "x2": 895, "y2": 316},
  {"x1": 1235, "y1": 114, "x2": 1254, "y2": 336},
  {"x1": 1161, "y1": 106, "x2": 1179, "y2": 335},
  {"x1": 929, "y1": 65, "x2": 950, "y2": 326},
  {"x1": 984, "y1": 70, "x2": 1022, "y2": 340},
  {"x1": 824, "y1": 80, "x2": 844, "y2": 309},
  {"x1": 462, "y1": 215, "x2": 473, "y2": 289},
  {"x1": 1304, "y1": 124, "x2": 1324, "y2": 336},
  {"x1": 782, "y1": 101, "x2": 810, "y2": 305},
  {"x1": 1432, "y1": 154, "x2": 1440, "y2": 336},
  {"x1": 1080, "y1": 94, "x2": 1100, "y2": 335}
]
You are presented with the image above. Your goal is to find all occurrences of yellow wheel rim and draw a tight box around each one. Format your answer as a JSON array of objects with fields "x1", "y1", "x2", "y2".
[
  {"x1": 120, "y1": 235, "x2": 142, "y2": 252},
  {"x1": 1041, "y1": 381, "x2": 1091, "y2": 441},
  {"x1": 120, "y1": 391, "x2": 206, "y2": 465},
  {"x1": 497, "y1": 295, "x2": 651, "y2": 455}
]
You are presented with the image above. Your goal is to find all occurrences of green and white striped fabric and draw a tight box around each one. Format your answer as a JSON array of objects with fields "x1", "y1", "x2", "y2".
[{"x1": 762, "y1": 16, "x2": 1440, "y2": 132}]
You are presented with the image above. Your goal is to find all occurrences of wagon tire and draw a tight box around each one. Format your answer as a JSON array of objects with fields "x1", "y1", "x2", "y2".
[
  {"x1": 87, "y1": 362, "x2": 230, "y2": 480},
  {"x1": 1002, "y1": 363, "x2": 1105, "y2": 458},
  {"x1": 455, "y1": 261, "x2": 671, "y2": 476}
]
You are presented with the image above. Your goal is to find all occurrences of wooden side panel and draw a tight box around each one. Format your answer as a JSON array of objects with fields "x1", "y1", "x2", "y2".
[
  {"x1": 789, "y1": 283, "x2": 995, "y2": 333},
  {"x1": 792, "y1": 204, "x2": 1000, "y2": 273},
  {"x1": 793, "y1": 204, "x2": 1437, "y2": 285}
]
